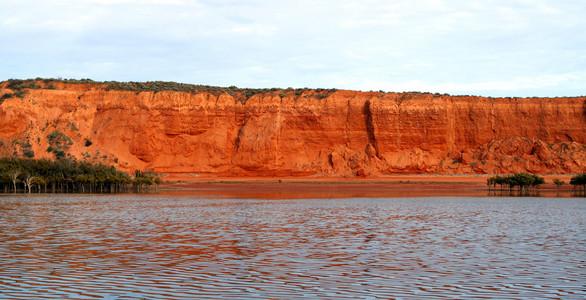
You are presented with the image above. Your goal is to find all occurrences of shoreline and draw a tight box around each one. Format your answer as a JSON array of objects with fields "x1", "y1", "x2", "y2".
[
  {"x1": 157, "y1": 174, "x2": 580, "y2": 199},
  {"x1": 160, "y1": 174, "x2": 574, "y2": 187}
]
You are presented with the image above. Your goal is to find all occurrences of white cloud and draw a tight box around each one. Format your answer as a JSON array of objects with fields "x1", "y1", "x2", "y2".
[
  {"x1": 0, "y1": 0, "x2": 585, "y2": 96},
  {"x1": 85, "y1": 0, "x2": 188, "y2": 4},
  {"x1": 360, "y1": 72, "x2": 586, "y2": 96}
]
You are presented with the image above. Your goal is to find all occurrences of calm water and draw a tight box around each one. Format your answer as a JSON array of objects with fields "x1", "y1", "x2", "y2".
[{"x1": 0, "y1": 194, "x2": 584, "y2": 299}]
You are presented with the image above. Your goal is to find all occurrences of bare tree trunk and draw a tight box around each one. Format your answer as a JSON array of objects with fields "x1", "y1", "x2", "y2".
[{"x1": 24, "y1": 175, "x2": 35, "y2": 194}]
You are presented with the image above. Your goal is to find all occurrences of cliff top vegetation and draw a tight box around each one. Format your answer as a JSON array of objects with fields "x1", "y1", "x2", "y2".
[
  {"x1": 0, "y1": 78, "x2": 342, "y2": 103},
  {"x1": 2, "y1": 78, "x2": 583, "y2": 100}
]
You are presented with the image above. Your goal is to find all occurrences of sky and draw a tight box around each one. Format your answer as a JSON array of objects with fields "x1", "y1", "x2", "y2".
[{"x1": 1, "y1": 0, "x2": 585, "y2": 97}]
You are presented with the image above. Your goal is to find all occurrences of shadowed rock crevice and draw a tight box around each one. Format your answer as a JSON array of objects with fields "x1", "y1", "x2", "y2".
[
  {"x1": 363, "y1": 100, "x2": 379, "y2": 158},
  {"x1": 234, "y1": 125, "x2": 245, "y2": 153}
]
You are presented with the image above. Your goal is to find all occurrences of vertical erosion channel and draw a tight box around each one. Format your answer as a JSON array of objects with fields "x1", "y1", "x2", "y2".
[{"x1": 364, "y1": 99, "x2": 380, "y2": 157}]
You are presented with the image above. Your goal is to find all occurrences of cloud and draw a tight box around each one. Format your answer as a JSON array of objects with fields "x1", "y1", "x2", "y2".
[
  {"x1": 360, "y1": 72, "x2": 586, "y2": 96},
  {"x1": 85, "y1": 0, "x2": 189, "y2": 4},
  {"x1": 0, "y1": 0, "x2": 585, "y2": 96}
]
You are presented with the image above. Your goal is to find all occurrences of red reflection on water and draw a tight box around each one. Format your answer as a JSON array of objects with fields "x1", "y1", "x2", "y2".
[
  {"x1": 158, "y1": 183, "x2": 490, "y2": 199},
  {"x1": 157, "y1": 182, "x2": 578, "y2": 199}
]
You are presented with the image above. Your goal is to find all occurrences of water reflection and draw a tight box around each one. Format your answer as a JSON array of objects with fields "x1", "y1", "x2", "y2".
[
  {"x1": 0, "y1": 195, "x2": 585, "y2": 299},
  {"x1": 158, "y1": 182, "x2": 581, "y2": 199}
]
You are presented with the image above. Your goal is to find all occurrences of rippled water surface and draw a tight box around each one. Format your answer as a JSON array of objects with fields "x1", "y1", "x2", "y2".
[{"x1": 1, "y1": 194, "x2": 585, "y2": 299}]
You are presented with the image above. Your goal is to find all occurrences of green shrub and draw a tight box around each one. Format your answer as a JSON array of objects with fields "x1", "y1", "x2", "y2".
[
  {"x1": 6, "y1": 79, "x2": 40, "y2": 90},
  {"x1": 23, "y1": 149, "x2": 35, "y2": 158},
  {"x1": 13, "y1": 91, "x2": 27, "y2": 98},
  {"x1": 1, "y1": 93, "x2": 15, "y2": 100},
  {"x1": 46, "y1": 131, "x2": 72, "y2": 158},
  {"x1": 245, "y1": 90, "x2": 258, "y2": 99},
  {"x1": 54, "y1": 150, "x2": 66, "y2": 159},
  {"x1": 6, "y1": 79, "x2": 26, "y2": 90}
]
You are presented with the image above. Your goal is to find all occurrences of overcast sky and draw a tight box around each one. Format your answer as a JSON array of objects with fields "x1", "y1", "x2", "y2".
[{"x1": 1, "y1": 0, "x2": 585, "y2": 97}]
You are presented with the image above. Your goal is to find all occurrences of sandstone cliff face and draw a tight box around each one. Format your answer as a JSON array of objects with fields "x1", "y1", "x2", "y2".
[{"x1": 1, "y1": 82, "x2": 585, "y2": 176}]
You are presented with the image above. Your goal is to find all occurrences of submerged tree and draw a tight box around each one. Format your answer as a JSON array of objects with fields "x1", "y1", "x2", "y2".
[
  {"x1": 552, "y1": 178, "x2": 565, "y2": 191},
  {"x1": 487, "y1": 173, "x2": 545, "y2": 194},
  {"x1": 570, "y1": 173, "x2": 586, "y2": 192},
  {"x1": 8, "y1": 169, "x2": 20, "y2": 193},
  {"x1": 0, "y1": 157, "x2": 160, "y2": 194}
]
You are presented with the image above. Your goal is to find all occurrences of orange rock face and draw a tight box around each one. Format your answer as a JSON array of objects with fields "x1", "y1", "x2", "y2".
[{"x1": 1, "y1": 83, "x2": 585, "y2": 176}]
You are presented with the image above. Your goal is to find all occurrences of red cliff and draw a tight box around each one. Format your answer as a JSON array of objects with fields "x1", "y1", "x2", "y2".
[{"x1": 1, "y1": 81, "x2": 585, "y2": 177}]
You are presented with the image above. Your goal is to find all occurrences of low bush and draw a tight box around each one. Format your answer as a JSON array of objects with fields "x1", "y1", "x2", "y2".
[{"x1": 23, "y1": 149, "x2": 35, "y2": 158}]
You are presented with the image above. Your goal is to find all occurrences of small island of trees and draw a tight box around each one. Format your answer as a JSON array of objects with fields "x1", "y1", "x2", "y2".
[
  {"x1": 0, "y1": 157, "x2": 161, "y2": 193},
  {"x1": 487, "y1": 172, "x2": 586, "y2": 195},
  {"x1": 487, "y1": 173, "x2": 545, "y2": 194}
]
